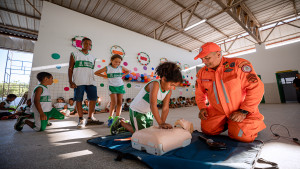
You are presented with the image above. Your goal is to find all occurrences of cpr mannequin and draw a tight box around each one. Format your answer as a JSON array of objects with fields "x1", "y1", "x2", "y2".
[{"x1": 131, "y1": 119, "x2": 194, "y2": 155}]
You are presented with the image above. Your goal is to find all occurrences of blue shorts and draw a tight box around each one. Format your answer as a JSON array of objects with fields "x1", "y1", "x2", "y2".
[{"x1": 74, "y1": 85, "x2": 97, "y2": 101}]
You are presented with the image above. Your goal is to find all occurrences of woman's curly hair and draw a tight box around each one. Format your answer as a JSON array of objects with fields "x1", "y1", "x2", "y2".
[{"x1": 155, "y1": 62, "x2": 183, "y2": 83}]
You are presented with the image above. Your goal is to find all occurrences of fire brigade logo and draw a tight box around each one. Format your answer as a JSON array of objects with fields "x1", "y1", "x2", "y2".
[
  {"x1": 137, "y1": 52, "x2": 150, "y2": 66},
  {"x1": 241, "y1": 65, "x2": 252, "y2": 73}
]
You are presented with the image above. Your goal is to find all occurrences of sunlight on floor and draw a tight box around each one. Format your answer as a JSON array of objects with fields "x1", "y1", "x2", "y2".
[
  {"x1": 52, "y1": 141, "x2": 82, "y2": 146},
  {"x1": 48, "y1": 129, "x2": 98, "y2": 143},
  {"x1": 58, "y1": 150, "x2": 93, "y2": 159},
  {"x1": 259, "y1": 142, "x2": 300, "y2": 169},
  {"x1": 46, "y1": 120, "x2": 79, "y2": 128}
]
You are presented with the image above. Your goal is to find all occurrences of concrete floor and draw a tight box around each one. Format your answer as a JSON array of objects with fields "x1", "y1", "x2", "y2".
[{"x1": 0, "y1": 104, "x2": 300, "y2": 169}]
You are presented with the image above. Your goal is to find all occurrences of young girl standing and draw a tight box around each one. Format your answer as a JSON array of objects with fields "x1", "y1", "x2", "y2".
[
  {"x1": 110, "y1": 62, "x2": 183, "y2": 134},
  {"x1": 94, "y1": 54, "x2": 129, "y2": 127}
]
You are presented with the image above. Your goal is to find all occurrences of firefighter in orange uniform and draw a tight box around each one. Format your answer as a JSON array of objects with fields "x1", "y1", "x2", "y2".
[{"x1": 195, "y1": 42, "x2": 266, "y2": 142}]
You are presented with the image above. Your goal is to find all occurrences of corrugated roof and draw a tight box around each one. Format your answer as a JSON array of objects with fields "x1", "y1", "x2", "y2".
[{"x1": 0, "y1": 0, "x2": 299, "y2": 53}]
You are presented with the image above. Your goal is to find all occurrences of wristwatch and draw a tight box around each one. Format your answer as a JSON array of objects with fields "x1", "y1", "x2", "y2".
[{"x1": 239, "y1": 109, "x2": 249, "y2": 115}]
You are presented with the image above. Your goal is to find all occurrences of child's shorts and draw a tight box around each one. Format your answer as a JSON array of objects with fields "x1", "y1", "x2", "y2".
[
  {"x1": 109, "y1": 85, "x2": 125, "y2": 95},
  {"x1": 74, "y1": 85, "x2": 97, "y2": 101},
  {"x1": 129, "y1": 108, "x2": 153, "y2": 132},
  {"x1": 33, "y1": 108, "x2": 64, "y2": 131}
]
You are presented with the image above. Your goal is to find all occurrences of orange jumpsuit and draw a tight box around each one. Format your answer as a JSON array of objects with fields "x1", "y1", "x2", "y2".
[{"x1": 195, "y1": 57, "x2": 266, "y2": 142}]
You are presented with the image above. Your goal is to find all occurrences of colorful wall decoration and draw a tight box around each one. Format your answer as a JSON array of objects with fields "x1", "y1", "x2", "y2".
[
  {"x1": 183, "y1": 64, "x2": 191, "y2": 74},
  {"x1": 160, "y1": 58, "x2": 168, "y2": 64},
  {"x1": 71, "y1": 36, "x2": 92, "y2": 50},
  {"x1": 110, "y1": 45, "x2": 125, "y2": 57},
  {"x1": 137, "y1": 52, "x2": 150, "y2": 66},
  {"x1": 176, "y1": 61, "x2": 182, "y2": 69},
  {"x1": 123, "y1": 71, "x2": 153, "y2": 83}
]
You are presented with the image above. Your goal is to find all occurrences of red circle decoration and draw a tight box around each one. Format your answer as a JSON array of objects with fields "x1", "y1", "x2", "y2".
[
  {"x1": 64, "y1": 87, "x2": 69, "y2": 91},
  {"x1": 110, "y1": 45, "x2": 125, "y2": 58},
  {"x1": 137, "y1": 52, "x2": 150, "y2": 66},
  {"x1": 71, "y1": 36, "x2": 92, "y2": 51}
]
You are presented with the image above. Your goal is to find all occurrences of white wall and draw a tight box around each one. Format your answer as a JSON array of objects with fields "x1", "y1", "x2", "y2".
[
  {"x1": 232, "y1": 41, "x2": 300, "y2": 103},
  {"x1": 239, "y1": 42, "x2": 300, "y2": 84},
  {"x1": 31, "y1": 2, "x2": 300, "y2": 105},
  {"x1": 187, "y1": 40, "x2": 300, "y2": 104},
  {"x1": 32, "y1": 2, "x2": 198, "y2": 73},
  {"x1": 29, "y1": 2, "x2": 197, "y2": 107},
  {"x1": 183, "y1": 39, "x2": 300, "y2": 103}
]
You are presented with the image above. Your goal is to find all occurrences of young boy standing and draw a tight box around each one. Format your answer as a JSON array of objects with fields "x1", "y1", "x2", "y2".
[
  {"x1": 14, "y1": 72, "x2": 65, "y2": 131},
  {"x1": 68, "y1": 38, "x2": 103, "y2": 127}
]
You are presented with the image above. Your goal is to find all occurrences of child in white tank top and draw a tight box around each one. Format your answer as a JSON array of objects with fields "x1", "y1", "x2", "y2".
[
  {"x1": 110, "y1": 62, "x2": 183, "y2": 135},
  {"x1": 95, "y1": 54, "x2": 129, "y2": 127},
  {"x1": 14, "y1": 72, "x2": 65, "y2": 132}
]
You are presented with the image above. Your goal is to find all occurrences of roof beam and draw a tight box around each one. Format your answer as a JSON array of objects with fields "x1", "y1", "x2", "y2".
[
  {"x1": 213, "y1": 0, "x2": 262, "y2": 44},
  {"x1": 283, "y1": 21, "x2": 300, "y2": 29},
  {"x1": 162, "y1": 22, "x2": 205, "y2": 43},
  {"x1": 227, "y1": 0, "x2": 234, "y2": 6},
  {"x1": 205, "y1": 0, "x2": 245, "y2": 20},
  {"x1": 0, "y1": 32, "x2": 37, "y2": 41},
  {"x1": 240, "y1": 2, "x2": 261, "y2": 27},
  {"x1": 0, "y1": 7, "x2": 41, "y2": 20},
  {"x1": 263, "y1": 22, "x2": 279, "y2": 42},
  {"x1": 290, "y1": 0, "x2": 298, "y2": 17},
  {"x1": 184, "y1": 1, "x2": 199, "y2": 29},
  {"x1": 25, "y1": 0, "x2": 41, "y2": 16},
  {"x1": 107, "y1": 0, "x2": 204, "y2": 45},
  {"x1": 146, "y1": 1, "x2": 205, "y2": 44},
  {"x1": 0, "y1": 24, "x2": 38, "y2": 36},
  {"x1": 226, "y1": 35, "x2": 238, "y2": 52},
  {"x1": 170, "y1": 0, "x2": 229, "y2": 38}
]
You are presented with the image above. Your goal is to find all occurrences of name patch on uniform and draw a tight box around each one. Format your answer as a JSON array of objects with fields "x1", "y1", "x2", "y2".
[
  {"x1": 224, "y1": 68, "x2": 233, "y2": 72},
  {"x1": 201, "y1": 79, "x2": 212, "y2": 81},
  {"x1": 241, "y1": 65, "x2": 252, "y2": 73}
]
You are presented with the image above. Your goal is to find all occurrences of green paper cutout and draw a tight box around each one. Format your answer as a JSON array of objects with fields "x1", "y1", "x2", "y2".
[{"x1": 51, "y1": 53, "x2": 60, "y2": 59}]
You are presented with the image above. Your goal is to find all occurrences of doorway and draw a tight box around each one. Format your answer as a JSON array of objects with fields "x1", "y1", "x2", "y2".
[{"x1": 275, "y1": 70, "x2": 299, "y2": 103}]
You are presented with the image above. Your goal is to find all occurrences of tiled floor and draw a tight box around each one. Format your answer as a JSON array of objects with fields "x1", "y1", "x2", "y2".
[{"x1": 0, "y1": 104, "x2": 299, "y2": 169}]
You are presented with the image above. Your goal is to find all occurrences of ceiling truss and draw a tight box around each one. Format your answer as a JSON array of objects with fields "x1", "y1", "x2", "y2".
[{"x1": 213, "y1": 0, "x2": 262, "y2": 44}]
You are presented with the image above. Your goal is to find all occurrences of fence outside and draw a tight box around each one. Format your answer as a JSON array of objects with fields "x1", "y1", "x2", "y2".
[{"x1": 0, "y1": 83, "x2": 29, "y2": 98}]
